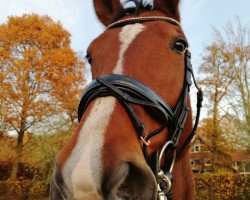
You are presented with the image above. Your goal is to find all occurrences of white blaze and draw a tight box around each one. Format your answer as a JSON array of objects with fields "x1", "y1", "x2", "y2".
[
  {"x1": 114, "y1": 23, "x2": 145, "y2": 73},
  {"x1": 62, "y1": 23, "x2": 145, "y2": 199}
]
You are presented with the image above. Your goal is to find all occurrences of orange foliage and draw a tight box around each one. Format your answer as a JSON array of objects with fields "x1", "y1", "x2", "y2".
[
  {"x1": 0, "y1": 13, "x2": 85, "y2": 133},
  {"x1": 0, "y1": 134, "x2": 15, "y2": 163},
  {"x1": 194, "y1": 172, "x2": 250, "y2": 199},
  {"x1": 0, "y1": 14, "x2": 85, "y2": 180}
]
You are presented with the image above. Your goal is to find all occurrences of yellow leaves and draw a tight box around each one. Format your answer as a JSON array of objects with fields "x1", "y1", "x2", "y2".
[
  {"x1": 0, "y1": 13, "x2": 85, "y2": 133},
  {"x1": 0, "y1": 135, "x2": 15, "y2": 162},
  {"x1": 0, "y1": 12, "x2": 84, "y2": 180},
  {"x1": 3, "y1": 14, "x2": 69, "y2": 49},
  {"x1": 194, "y1": 172, "x2": 249, "y2": 199},
  {"x1": 0, "y1": 180, "x2": 48, "y2": 199}
]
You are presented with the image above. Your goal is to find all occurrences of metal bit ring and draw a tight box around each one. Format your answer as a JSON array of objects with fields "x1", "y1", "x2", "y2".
[{"x1": 158, "y1": 141, "x2": 176, "y2": 173}]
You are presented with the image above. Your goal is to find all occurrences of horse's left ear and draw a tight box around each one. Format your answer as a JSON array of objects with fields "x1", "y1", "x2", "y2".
[
  {"x1": 93, "y1": 0, "x2": 122, "y2": 26},
  {"x1": 155, "y1": 0, "x2": 181, "y2": 21}
]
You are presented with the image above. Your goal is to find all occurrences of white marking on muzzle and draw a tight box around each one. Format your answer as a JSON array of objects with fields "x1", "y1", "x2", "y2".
[
  {"x1": 62, "y1": 23, "x2": 145, "y2": 199},
  {"x1": 63, "y1": 97, "x2": 116, "y2": 199}
]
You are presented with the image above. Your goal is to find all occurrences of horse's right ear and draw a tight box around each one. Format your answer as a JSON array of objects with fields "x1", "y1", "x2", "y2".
[
  {"x1": 93, "y1": 0, "x2": 122, "y2": 26},
  {"x1": 155, "y1": 0, "x2": 180, "y2": 21}
]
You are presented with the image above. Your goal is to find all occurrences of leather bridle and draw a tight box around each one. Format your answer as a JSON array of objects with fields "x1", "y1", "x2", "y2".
[{"x1": 78, "y1": 16, "x2": 203, "y2": 200}]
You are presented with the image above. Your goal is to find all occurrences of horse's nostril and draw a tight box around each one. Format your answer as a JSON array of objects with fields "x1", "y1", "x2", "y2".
[
  {"x1": 105, "y1": 163, "x2": 130, "y2": 193},
  {"x1": 104, "y1": 162, "x2": 157, "y2": 200}
]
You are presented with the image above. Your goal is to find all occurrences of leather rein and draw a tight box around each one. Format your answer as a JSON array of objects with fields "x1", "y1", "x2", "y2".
[{"x1": 78, "y1": 16, "x2": 203, "y2": 200}]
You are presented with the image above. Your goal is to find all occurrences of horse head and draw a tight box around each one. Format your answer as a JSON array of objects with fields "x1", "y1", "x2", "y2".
[{"x1": 50, "y1": 1, "x2": 202, "y2": 199}]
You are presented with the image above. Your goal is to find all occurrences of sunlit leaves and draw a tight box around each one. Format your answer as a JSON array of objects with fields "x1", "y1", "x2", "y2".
[
  {"x1": 0, "y1": 14, "x2": 85, "y2": 179},
  {"x1": 198, "y1": 17, "x2": 250, "y2": 170},
  {"x1": 0, "y1": 13, "x2": 85, "y2": 134},
  {"x1": 194, "y1": 172, "x2": 249, "y2": 199}
]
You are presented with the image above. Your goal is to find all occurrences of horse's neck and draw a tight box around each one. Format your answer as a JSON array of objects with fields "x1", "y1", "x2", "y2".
[{"x1": 173, "y1": 152, "x2": 194, "y2": 200}]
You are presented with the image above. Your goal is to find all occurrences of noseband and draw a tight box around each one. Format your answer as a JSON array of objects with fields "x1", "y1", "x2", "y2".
[{"x1": 78, "y1": 16, "x2": 203, "y2": 200}]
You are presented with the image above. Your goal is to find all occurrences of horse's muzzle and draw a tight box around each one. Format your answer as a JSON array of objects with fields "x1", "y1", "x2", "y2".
[{"x1": 102, "y1": 161, "x2": 157, "y2": 200}]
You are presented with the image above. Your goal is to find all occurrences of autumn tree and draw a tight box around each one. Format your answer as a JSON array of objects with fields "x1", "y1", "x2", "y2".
[
  {"x1": 199, "y1": 17, "x2": 250, "y2": 169},
  {"x1": 197, "y1": 117, "x2": 246, "y2": 170},
  {"x1": 0, "y1": 14, "x2": 85, "y2": 180},
  {"x1": 199, "y1": 34, "x2": 234, "y2": 170},
  {"x1": 222, "y1": 18, "x2": 250, "y2": 138}
]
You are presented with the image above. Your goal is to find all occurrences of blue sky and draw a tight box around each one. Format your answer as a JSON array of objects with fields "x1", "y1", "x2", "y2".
[{"x1": 0, "y1": 0, "x2": 249, "y2": 67}]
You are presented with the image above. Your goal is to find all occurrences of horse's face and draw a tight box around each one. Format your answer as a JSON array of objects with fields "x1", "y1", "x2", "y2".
[
  {"x1": 51, "y1": 1, "x2": 195, "y2": 200},
  {"x1": 88, "y1": 12, "x2": 186, "y2": 107}
]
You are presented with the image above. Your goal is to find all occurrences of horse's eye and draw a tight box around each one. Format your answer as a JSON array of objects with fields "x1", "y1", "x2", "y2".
[
  {"x1": 85, "y1": 54, "x2": 93, "y2": 64},
  {"x1": 173, "y1": 40, "x2": 188, "y2": 53}
]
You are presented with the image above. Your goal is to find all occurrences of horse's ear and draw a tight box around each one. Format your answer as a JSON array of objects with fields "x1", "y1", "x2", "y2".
[
  {"x1": 155, "y1": 0, "x2": 180, "y2": 21},
  {"x1": 93, "y1": 0, "x2": 122, "y2": 26}
]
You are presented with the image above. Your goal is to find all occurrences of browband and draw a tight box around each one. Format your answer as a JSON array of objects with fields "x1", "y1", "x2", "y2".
[{"x1": 107, "y1": 16, "x2": 180, "y2": 29}]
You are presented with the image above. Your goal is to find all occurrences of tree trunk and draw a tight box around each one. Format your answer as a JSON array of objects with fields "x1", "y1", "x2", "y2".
[
  {"x1": 9, "y1": 130, "x2": 24, "y2": 180},
  {"x1": 212, "y1": 86, "x2": 219, "y2": 171}
]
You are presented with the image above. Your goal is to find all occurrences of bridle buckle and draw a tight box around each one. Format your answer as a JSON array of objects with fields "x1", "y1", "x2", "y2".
[
  {"x1": 140, "y1": 136, "x2": 151, "y2": 146},
  {"x1": 157, "y1": 170, "x2": 172, "y2": 194}
]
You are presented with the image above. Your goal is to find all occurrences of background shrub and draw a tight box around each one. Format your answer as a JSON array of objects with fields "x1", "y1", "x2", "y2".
[
  {"x1": 193, "y1": 172, "x2": 250, "y2": 200},
  {"x1": 0, "y1": 180, "x2": 49, "y2": 200}
]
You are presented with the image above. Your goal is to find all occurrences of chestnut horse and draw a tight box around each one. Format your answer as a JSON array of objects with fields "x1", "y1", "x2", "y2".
[{"x1": 50, "y1": 0, "x2": 202, "y2": 199}]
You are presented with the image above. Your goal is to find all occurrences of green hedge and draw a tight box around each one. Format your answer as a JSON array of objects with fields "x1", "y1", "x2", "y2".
[
  {"x1": 193, "y1": 172, "x2": 250, "y2": 200},
  {"x1": 0, "y1": 180, "x2": 49, "y2": 200}
]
